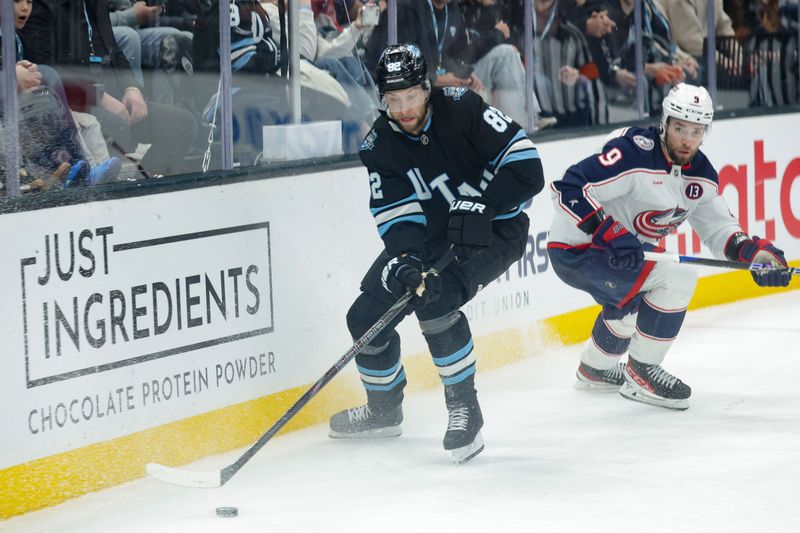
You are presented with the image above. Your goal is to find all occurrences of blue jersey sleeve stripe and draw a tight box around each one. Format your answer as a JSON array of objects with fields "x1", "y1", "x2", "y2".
[
  {"x1": 496, "y1": 149, "x2": 541, "y2": 170},
  {"x1": 370, "y1": 192, "x2": 419, "y2": 215},
  {"x1": 374, "y1": 202, "x2": 423, "y2": 225},
  {"x1": 492, "y1": 202, "x2": 526, "y2": 220},
  {"x1": 489, "y1": 130, "x2": 528, "y2": 167},
  {"x1": 377, "y1": 215, "x2": 427, "y2": 236}
]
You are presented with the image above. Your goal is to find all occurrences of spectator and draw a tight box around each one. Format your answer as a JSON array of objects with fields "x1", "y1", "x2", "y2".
[
  {"x1": 748, "y1": 0, "x2": 795, "y2": 107},
  {"x1": 363, "y1": 0, "x2": 539, "y2": 128},
  {"x1": 560, "y1": 0, "x2": 617, "y2": 39},
  {"x1": 260, "y1": 0, "x2": 377, "y2": 149},
  {"x1": 19, "y1": 0, "x2": 199, "y2": 177},
  {"x1": 755, "y1": 0, "x2": 785, "y2": 34},
  {"x1": 778, "y1": 1, "x2": 798, "y2": 33},
  {"x1": 309, "y1": 0, "x2": 382, "y2": 122},
  {"x1": 459, "y1": 0, "x2": 518, "y2": 55},
  {"x1": 312, "y1": 0, "x2": 342, "y2": 30},
  {"x1": 262, "y1": 0, "x2": 377, "y2": 98},
  {"x1": 659, "y1": 0, "x2": 735, "y2": 59},
  {"x1": 532, "y1": 0, "x2": 608, "y2": 127},
  {"x1": 649, "y1": 0, "x2": 700, "y2": 79},
  {"x1": 107, "y1": 0, "x2": 194, "y2": 105},
  {"x1": 192, "y1": 0, "x2": 361, "y2": 159},
  {"x1": 584, "y1": 0, "x2": 687, "y2": 115},
  {"x1": 723, "y1": 0, "x2": 755, "y2": 40},
  {"x1": 2, "y1": 0, "x2": 121, "y2": 190}
]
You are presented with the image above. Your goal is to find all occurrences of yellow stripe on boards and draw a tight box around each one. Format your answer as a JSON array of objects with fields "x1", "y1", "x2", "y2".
[
  {"x1": 2, "y1": 262, "x2": 797, "y2": 519},
  {"x1": 686, "y1": 263, "x2": 799, "y2": 310},
  {"x1": 0, "y1": 378, "x2": 363, "y2": 519}
]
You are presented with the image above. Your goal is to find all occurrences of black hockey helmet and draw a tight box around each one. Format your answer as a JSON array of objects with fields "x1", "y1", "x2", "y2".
[{"x1": 376, "y1": 43, "x2": 431, "y2": 96}]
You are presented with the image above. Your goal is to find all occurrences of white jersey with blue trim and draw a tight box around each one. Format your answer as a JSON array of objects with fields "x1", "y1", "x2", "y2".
[
  {"x1": 360, "y1": 87, "x2": 541, "y2": 258},
  {"x1": 549, "y1": 126, "x2": 741, "y2": 258}
]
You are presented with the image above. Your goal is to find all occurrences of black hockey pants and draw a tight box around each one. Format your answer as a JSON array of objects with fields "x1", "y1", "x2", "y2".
[{"x1": 345, "y1": 213, "x2": 530, "y2": 408}]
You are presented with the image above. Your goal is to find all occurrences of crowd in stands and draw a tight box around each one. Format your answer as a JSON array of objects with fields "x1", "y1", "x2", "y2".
[{"x1": 0, "y1": 0, "x2": 798, "y2": 193}]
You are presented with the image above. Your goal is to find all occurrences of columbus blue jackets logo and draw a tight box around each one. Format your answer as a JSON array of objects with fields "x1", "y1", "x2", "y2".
[
  {"x1": 360, "y1": 130, "x2": 377, "y2": 151},
  {"x1": 633, "y1": 135, "x2": 655, "y2": 151},
  {"x1": 633, "y1": 206, "x2": 689, "y2": 238},
  {"x1": 443, "y1": 87, "x2": 467, "y2": 100}
]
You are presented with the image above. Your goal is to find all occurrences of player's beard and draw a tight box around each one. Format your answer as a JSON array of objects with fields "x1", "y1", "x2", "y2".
[
  {"x1": 664, "y1": 134, "x2": 699, "y2": 166},
  {"x1": 392, "y1": 105, "x2": 430, "y2": 136}
]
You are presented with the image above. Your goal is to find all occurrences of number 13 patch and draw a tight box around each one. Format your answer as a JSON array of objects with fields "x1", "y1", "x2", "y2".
[{"x1": 685, "y1": 182, "x2": 703, "y2": 200}]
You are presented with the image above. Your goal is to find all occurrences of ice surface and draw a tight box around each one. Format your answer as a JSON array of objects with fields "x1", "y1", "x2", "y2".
[{"x1": 5, "y1": 292, "x2": 799, "y2": 533}]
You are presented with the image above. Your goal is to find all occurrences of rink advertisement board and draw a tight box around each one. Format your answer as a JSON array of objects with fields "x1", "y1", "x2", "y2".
[
  {"x1": 0, "y1": 172, "x2": 378, "y2": 469},
  {"x1": 1, "y1": 112, "x2": 799, "y2": 517},
  {"x1": 21, "y1": 223, "x2": 274, "y2": 389}
]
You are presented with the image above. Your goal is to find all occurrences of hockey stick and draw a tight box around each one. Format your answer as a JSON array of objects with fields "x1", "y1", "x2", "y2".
[
  {"x1": 643, "y1": 251, "x2": 800, "y2": 276},
  {"x1": 146, "y1": 249, "x2": 455, "y2": 488}
]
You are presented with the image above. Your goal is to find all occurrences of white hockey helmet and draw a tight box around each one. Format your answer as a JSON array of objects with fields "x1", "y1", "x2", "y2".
[{"x1": 659, "y1": 83, "x2": 714, "y2": 142}]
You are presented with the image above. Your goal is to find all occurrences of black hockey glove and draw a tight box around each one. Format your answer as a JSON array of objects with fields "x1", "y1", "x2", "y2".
[
  {"x1": 726, "y1": 233, "x2": 791, "y2": 287},
  {"x1": 447, "y1": 196, "x2": 496, "y2": 262},
  {"x1": 591, "y1": 217, "x2": 644, "y2": 270},
  {"x1": 381, "y1": 254, "x2": 442, "y2": 309}
]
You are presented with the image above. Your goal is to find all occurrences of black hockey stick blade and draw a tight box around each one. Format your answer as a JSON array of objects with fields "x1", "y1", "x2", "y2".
[
  {"x1": 643, "y1": 251, "x2": 800, "y2": 276},
  {"x1": 146, "y1": 249, "x2": 455, "y2": 488}
]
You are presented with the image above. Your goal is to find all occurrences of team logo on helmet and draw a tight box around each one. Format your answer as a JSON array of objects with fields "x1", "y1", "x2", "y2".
[
  {"x1": 633, "y1": 135, "x2": 654, "y2": 151},
  {"x1": 376, "y1": 43, "x2": 429, "y2": 96},
  {"x1": 633, "y1": 206, "x2": 689, "y2": 238}
]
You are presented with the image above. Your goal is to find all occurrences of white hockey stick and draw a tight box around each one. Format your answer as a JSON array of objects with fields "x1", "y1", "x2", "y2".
[
  {"x1": 643, "y1": 251, "x2": 800, "y2": 275},
  {"x1": 146, "y1": 251, "x2": 454, "y2": 488}
]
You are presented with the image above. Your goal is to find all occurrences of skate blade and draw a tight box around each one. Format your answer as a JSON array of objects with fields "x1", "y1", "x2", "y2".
[
  {"x1": 450, "y1": 432, "x2": 485, "y2": 464},
  {"x1": 574, "y1": 377, "x2": 622, "y2": 392},
  {"x1": 328, "y1": 425, "x2": 403, "y2": 439},
  {"x1": 619, "y1": 382, "x2": 689, "y2": 411}
]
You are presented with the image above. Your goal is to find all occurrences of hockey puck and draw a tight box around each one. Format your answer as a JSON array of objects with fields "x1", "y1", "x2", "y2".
[{"x1": 216, "y1": 506, "x2": 238, "y2": 518}]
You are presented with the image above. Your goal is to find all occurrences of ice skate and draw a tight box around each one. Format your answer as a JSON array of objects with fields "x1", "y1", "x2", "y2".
[
  {"x1": 619, "y1": 358, "x2": 691, "y2": 410},
  {"x1": 329, "y1": 403, "x2": 403, "y2": 439},
  {"x1": 574, "y1": 361, "x2": 626, "y2": 391},
  {"x1": 443, "y1": 397, "x2": 484, "y2": 464}
]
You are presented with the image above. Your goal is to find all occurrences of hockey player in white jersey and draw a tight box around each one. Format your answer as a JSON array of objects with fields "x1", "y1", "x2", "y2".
[{"x1": 547, "y1": 83, "x2": 792, "y2": 410}]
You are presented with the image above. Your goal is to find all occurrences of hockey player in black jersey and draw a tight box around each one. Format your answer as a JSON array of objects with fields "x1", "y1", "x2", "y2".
[{"x1": 328, "y1": 43, "x2": 544, "y2": 463}]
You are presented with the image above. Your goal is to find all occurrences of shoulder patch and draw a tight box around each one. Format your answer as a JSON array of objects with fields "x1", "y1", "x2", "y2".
[
  {"x1": 442, "y1": 87, "x2": 468, "y2": 100},
  {"x1": 632, "y1": 135, "x2": 654, "y2": 151},
  {"x1": 360, "y1": 130, "x2": 377, "y2": 151}
]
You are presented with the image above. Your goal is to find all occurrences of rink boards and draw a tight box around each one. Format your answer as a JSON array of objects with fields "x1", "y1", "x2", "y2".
[{"x1": 1, "y1": 113, "x2": 799, "y2": 518}]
